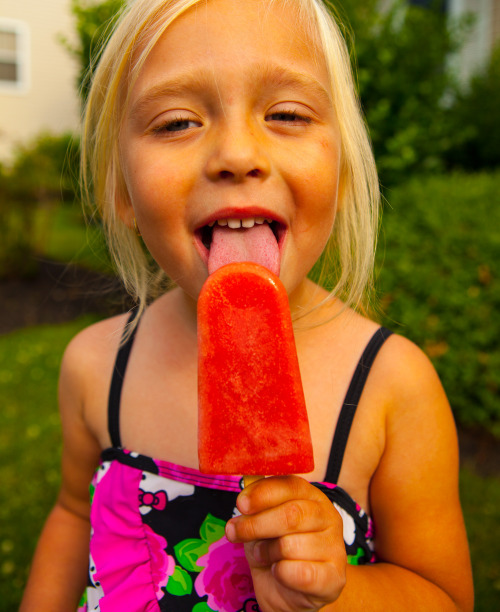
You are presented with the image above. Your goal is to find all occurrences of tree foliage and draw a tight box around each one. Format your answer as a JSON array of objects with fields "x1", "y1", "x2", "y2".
[
  {"x1": 337, "y1": 0, "x2": 472, "y2": 185},
  {"x1": 445, "y1": 43, "x2": 500, "y2": 170},
  {"x1": 60, "y1": 0, "x2": 124, "y2": 104}
]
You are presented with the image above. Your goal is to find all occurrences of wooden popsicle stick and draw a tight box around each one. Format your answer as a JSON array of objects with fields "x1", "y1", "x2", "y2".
[{"x1": 243, "y1": 475, "x2": 264, "y2": 487}]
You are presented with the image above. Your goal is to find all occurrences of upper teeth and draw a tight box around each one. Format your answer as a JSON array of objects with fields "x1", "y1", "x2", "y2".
[{"x1": 208, "y1": 217, "x2": 272, "y2": 229}]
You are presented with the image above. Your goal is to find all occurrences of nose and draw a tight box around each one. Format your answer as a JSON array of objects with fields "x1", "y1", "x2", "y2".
[{"x1": 204, "y1": 118, "x2": 271, "y2": 182}]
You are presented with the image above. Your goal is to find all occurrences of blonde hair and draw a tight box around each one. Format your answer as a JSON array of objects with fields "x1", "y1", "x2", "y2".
[{"x1": 81, "y1": 0, "x2": 379, "y2": 319}]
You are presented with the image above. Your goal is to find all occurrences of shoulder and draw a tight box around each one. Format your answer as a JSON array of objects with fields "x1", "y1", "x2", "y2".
[
  {"x1": 58, "y1": 313, "x2": 131, "y2": 439},
  {"x1": 371, "y1": 332, "x2": 451, "y2": 422},
  {"x1": 60, "y1": 313, "x2": 130, "y2": 387},
  {"x1": 368, "y1": 331, "x2": 459, "y2": 493}
]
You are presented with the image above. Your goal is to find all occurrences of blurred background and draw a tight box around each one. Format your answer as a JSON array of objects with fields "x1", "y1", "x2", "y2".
[{"x1": 0, "y1": 0, "x2": 499, "y2": 609}]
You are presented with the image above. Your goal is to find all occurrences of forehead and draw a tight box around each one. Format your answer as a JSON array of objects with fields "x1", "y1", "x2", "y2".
[{"x1": 130, "y1": 0, "x2": 329, "y2": 99}]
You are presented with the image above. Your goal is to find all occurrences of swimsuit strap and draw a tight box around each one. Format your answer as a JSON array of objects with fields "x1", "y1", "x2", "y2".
[
  {"x1": 108, "y1": 310, "x2": 141, "y2": 448},
  {"x1": 324, "y1": 327, "x2": 393, "y2": 484}
]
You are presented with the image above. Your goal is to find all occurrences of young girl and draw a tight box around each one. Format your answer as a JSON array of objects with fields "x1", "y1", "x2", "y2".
[{"x1": 21, "y1": 0, "x2": 473, "y2": 610}]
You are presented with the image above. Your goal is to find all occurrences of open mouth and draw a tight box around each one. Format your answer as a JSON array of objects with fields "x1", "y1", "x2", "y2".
[
  {"x1": 198, "y1": 217, "x2": 284, "y2": 251},
  {"x1": 195, "y1": 216, "x2": 286, "y2": 276}
]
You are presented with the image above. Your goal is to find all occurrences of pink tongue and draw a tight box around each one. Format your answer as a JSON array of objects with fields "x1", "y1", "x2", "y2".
[{"x1": 208, "y1": 223, "x2": 280, "y2": 276}]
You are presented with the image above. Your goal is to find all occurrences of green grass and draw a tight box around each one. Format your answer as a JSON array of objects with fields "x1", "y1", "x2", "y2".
[
  {"x1": 459, "y1": 469, "x2": 500, "y2": 609},
  {"x1": 0, "y1": 321, "x2": 499, "y2": 610},
  {"x1": 0, "y1": 317, "x2": 99, "y2": 612}
]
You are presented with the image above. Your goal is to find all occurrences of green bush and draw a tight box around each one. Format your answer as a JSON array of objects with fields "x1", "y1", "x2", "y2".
[
  {"x1": 60, "y1": 0, "x2": 125, "y2": 105},
  {"x1": 377, "y1": 172, "x2": 500, "y2": 434},
  {"x1": 0, "y1": 132, "x2": 80, "y2": 278},
  {"x1": 7, "y1": 131, "x2": 80, "y2": 202},
  {"x1": 0, "y1": 164, "x2": 38, "y2": 278},
  {"x1": 337, "y1": 0, "x2": 472, "y2": 186},
  {"x1": 445, "y1": 43, "x2": 500, "y2": 171}
]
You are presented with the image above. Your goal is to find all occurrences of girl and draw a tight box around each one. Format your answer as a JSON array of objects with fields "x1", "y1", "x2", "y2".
[{"x1": 21, "y1": 0, "x2": 473, "y2": 610}]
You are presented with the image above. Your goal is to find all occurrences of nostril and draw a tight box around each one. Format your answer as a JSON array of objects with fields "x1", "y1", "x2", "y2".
[{"x1": 219, "y1": 170, "x2": 233, "y2": 179}]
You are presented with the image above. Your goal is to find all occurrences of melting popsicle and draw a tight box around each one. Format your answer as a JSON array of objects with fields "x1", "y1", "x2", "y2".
[{"x1": 197, "y1": 261, "x2": 314, "y2": 476}]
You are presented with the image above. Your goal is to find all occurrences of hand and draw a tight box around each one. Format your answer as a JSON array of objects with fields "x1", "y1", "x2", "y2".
[{"x1": 225, "y1": 476, "x2": 347, "y2": 612}]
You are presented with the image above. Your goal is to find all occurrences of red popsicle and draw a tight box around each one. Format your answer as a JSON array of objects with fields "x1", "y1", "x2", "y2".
[{"x1": 197, "y1": 261, "x2": 314, "y2": 476}]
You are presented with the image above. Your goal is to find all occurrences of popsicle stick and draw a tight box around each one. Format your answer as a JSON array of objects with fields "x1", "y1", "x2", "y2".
[{"x1": 243, "y1": 475, "x2": 264, "y2": 487}]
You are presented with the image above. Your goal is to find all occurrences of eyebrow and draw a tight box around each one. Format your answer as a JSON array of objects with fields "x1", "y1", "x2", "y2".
[{"x1": 129, "y1": 63, "x2": 332, "y2": 118}]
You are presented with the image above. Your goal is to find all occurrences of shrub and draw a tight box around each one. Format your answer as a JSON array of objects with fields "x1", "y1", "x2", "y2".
[
  {"x1": 445, "y1": 43, "x2": 500, "y2": 171},
  {"x1": 376, "y1": 172, "x2": 500, "y2": 434},
  {"x1": 60, "y1": 0, "x2": 125, "y2": 105},
  {"x1": 337, "y1": 0, "x2": 471, "y2": 186},
  {"x1": 7, "y1": 131, "x2": 80, "y2": 202},
  {"x1": 0, "y1": 132, "x2": 80, "y2": 278}
]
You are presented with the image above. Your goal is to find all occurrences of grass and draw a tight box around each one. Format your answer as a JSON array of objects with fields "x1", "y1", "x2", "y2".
[
  {"x1": 0, "y1": 317, "x2": 99, "y2": 612},
  {"x1": 0, "y1": 320, "x2": 499, "y2": 610}
]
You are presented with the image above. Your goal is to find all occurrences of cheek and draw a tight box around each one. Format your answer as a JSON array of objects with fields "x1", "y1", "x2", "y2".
[{"x1": 125, "y1": 155, "x2": 187, "y2": 221}]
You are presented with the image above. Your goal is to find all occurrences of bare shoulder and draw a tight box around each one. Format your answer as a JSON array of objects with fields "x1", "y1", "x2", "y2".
[
  {"x1": 372, "y1": 332, "x2": 453, "y2": 426},
  {"x1": 58, "y1": 313, "x2": 131, "y2": 445},
  {"x1": 60, "y1": 314, "x2": 129, "y2": 387}
]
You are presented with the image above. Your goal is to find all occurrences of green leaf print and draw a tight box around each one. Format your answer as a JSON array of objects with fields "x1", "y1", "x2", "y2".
[
  {"x1": 347, "y1": 547, "x2": 365, "y2": 566},
  {"x1": 78, "y1": 590, "x2": 87, "y2": 607},
  {"x1": 192, "y1": 603, "x2": 216, "y2": 612},
  {"x1": 173, "y1": 514, "x2": 227, "y2": 576},
  {"x1": 199, "y1": 513, "x2": 226, "y2": 543},
  {"x1": 165, "y1": 566, "x2": 193, "y2": 596},
  {"x1": 174, "y1": 538, "x2": 209, "y2": 573}
]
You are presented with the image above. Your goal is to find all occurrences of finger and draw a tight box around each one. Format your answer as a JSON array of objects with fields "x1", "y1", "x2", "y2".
[
  {"x1": 272, "y1": 558, "x2": 346, "y2": 602},
  {"x1": 237, "y1": 475, "x2": 326, "y2": 516},
  {"x1": 246, "y1": 529, "x2": 339, "y2": 567},
  {"x1": 227, "y1": 497, "x2": 341, "y2": 543}
]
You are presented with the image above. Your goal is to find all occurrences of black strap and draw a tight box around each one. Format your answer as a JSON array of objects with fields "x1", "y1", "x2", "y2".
[
  {"x1": 325, "y1": 327, "x2": 393, "y2": 483},
  {"x1": 108, "y1": 310, "x2": 140, "y2": 448}
]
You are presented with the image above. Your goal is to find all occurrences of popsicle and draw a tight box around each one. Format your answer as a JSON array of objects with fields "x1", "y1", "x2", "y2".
[{"x1": 197, "y1": 261, "x2": 314, "y2": 476}]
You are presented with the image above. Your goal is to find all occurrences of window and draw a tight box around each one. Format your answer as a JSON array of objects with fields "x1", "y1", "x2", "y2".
[{"x1": 0, "y1": 19, "x2": 30, "y2": 93}]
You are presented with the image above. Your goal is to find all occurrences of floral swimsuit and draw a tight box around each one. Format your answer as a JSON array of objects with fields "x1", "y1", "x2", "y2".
[{"x1": 79, "y1": 322, "x2": 392, "y2": 612}]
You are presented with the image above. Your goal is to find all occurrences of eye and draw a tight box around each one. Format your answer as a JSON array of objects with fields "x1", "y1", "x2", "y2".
[
  {"x1": 152, "y1": 116, "x2": 202, "y2": 135},
  {"x1": 265, "y1": 109, "x2": 312, "y2": 125}
]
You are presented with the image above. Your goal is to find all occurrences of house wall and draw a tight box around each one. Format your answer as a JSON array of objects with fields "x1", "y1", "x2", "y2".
[
  {"x1": 448, "y1": 0, "x2": 500, "y2": 84},
  {"x1": 492, "y1": 0, "x2": 500, "y2": 45},
  {"x1": 0, "y1": 0, "x2": 79, "y2": 162}
]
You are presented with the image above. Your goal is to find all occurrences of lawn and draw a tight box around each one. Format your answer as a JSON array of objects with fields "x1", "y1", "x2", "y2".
[{"x1": 0, "y1": 319, "x2": 499, "y2": 610}]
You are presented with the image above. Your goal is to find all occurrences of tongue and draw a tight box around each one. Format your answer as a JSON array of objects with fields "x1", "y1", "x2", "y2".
[{"x1": 207, "y1": 223, "x2": 280, "y2": 276}]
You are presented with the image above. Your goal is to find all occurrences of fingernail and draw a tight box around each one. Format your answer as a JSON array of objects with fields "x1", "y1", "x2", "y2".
[
  {"x1": 225, "y1": 520, "x2": 236, "y2": 542},
  {"x1": 253, "y1": 540, "x2": 266, "y2": 564},
  {"x1": 237, "y1": 492, "x2": 250, "y2": 514}
]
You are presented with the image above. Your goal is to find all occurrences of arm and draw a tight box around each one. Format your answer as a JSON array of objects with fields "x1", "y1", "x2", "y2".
[
  {"x1": 20, "y1": 331, "x2": 103, "y2": 612},
  {"x1": 226, "y1": 336, "x2": 473, "y2": 611},
  {"x1": 333, "y1": 335, "x2": 473, "y2": 611}
]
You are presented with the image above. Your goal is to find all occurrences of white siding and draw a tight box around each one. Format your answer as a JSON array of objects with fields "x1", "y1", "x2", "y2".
[
  {"x1": 448, "y1": 0, "x2": 500, "y2": 85},
  {"x1": 0, "y1": 0, "x2": 79, "y2": 161}
]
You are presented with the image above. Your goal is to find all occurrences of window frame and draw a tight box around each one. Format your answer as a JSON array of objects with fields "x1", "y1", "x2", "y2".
[{"x1": 0, "y1": 18, "x2": 30, "y2": 94}]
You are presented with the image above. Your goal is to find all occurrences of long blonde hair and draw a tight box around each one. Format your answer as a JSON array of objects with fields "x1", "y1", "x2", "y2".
[{"x1": 81, "y1": 0, "x2": 379, "y2": 319}]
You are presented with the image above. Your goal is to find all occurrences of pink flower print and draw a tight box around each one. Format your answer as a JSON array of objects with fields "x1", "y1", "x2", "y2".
[
  {"x1": 366, "y1": 517, "x2": 375, "y2": 540},
  {"x1": 195, "y1": 536, "x2": 255, "y2": 611},
  {"x1": 143, "y1": 523, "x2": 176, "y2": 599}
]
